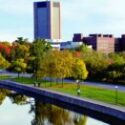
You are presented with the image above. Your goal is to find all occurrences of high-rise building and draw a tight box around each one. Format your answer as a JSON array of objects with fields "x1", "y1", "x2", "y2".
[{"x1": 34, "y1": 0, "x2": 61, "y2": 41}]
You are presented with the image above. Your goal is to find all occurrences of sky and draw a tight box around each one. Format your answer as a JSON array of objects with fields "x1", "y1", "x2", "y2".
[{"x1": 0, "y1": 0, "x2": 125, "y2": 42}]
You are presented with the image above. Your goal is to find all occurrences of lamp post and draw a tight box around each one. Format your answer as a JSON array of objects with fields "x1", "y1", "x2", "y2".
[
  {"x1": 76, "y1": 80, "x2": 80, "y2": 96},
  {"x1": 115, "y1": 86, "x2": 118, "y2": 104}
]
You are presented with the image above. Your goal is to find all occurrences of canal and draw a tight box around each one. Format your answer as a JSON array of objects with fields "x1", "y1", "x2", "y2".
[{"x1": 0, "y1": 88, "x2": 108, "y2": 125}]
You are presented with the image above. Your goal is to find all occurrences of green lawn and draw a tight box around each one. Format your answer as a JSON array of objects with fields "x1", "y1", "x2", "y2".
[
  {"x1": 11, "y1": 77, "x2": 36, "y2": 84},
  {"x1": 0, "y1": 75, "x2": 12, "y2": 80},
  {"x1": 11, "y1": 77, "x2": 57, "y2": 86},
  {"x1": 47, "y1": 83, "x2": 125, "y2": 106},
  {"x1": 10, "y1": 77, "x2": 125, "y2": 106}
]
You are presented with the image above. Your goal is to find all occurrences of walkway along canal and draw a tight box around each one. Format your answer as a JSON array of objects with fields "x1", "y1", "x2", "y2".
[{"x1": 0, "y1": 80, "x2": 125, "y2": 125}]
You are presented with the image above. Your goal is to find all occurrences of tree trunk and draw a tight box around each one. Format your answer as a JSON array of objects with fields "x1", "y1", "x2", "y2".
[
  {"x1": 56, "y1": 78, "x2": 58, "y2": 85},
  {"x1": 77, "y1": 81, "x2": 80, "y2": 90},
  {"x1": 18, "y1": 72, "x2": 20, "y2": 78},
  {"x1": 50, "y1": 77, "x2": 52, "y2": 87},
  {"x1": 62, "y1": 78, "x2": 64, "y2": 88},
  {"x1": 45, "y1": 78, "x2": 47, "y2": 88}
]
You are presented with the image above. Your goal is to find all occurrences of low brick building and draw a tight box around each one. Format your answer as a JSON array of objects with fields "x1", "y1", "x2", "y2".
[
  {"x1": 73, "y1": 33, "x2": 115, "y2": 53},
  {"x1": 72, "y1": 33, "x2": 125, "y2": 53}
]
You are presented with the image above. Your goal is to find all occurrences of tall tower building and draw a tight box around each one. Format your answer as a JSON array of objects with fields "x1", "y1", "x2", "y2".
[{"x1": 34, "y1": 0, "x2": 61, "y2": 41}]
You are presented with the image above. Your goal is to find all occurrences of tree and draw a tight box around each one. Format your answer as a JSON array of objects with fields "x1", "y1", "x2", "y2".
[
  {"x1": 0, "y1": 53, "x2": 10, "y2": 69},
  {"x1": 76, "y1": 44, "x2": 92, "y2": 53},
  {"x1": 39, "y1": 50, "x2": 73, "y2": 87},
  {"x1": 108, "y1": 53, "x2": 125, "y2": 65},
  {"x1": 31, "y1": 39, "x2": 51, "y2": 57},
  {"x1": 82, "y1": 51, "x2": 109, "y2": 80},
  {"x1": 9, "y1": 93, "x2": 27, "y2": 105},
  {"x1": 12, "y1": 44, "x2": 30, "y2": 59},
  {"x1": 105, "y1": 62, "x2": 125, "y2": 82},
  {"x1": 102, "y1": 53, "x2": 125, "y2": 82},
  {"x1": 72, "y1": 58, "x2": 88, "y2": 89},
  {"x1": 31, "y1": 100, "x2": 71, "y2": 125},
  {"x1": 11, "y1": 58, "x2": 27, "y2": 78},
  {"x1": 30, "y1": 39, "x2": 52, "y2": 79},
  {"x1": 14, "y1": 37, "x2": 29, "y2": 45},
  {"x1": 0, "y1": 43, "x2": 11, "y2": 59},
  {"x1": 9, "y1": 38, "x2": 31, "y2": 61},
  {"x1": 0, "y1": 89, "x2": 10, "y2": 105},
  {"x1": 73, "y1": 114, "x2": 87, "y2": 125}
]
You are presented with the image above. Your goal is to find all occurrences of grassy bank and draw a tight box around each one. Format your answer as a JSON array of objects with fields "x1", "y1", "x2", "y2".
[
  {"x1": 0, "y1": 75, "x2": 12, "y2": 80},
  {"x1": 48, "y1": 84, "x2": 125, "y2": 106},
  {"x1": 7, "y1": 77, "x2": 125, "y2": 106}
]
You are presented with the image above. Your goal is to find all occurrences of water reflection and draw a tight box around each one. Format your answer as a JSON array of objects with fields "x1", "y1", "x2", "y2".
[
  {"x1": 0, "y1": 89, "x2": 108, "y2": 125},
  {"x1": 0, "y1": 89, "x2": 10, "y2": 105},
  {"x1": 9, "y1": 93, "x2": 27, "y2": 105},
  {"x1": 30, "y1": 100, "x2": 74, "y2": 125},
  {"x1": 30, "y1": 100, "x2": 88, "y2": 125}
]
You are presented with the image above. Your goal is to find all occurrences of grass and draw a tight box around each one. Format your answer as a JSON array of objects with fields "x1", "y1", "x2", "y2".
[
  {"x1": 8, "y1": 77, "x2": 125, "y2": 106},
  {"x1": 11, "y1": 77, "x2": 36, "y2": 84},
  {"x1": 47, "y1": 83, "x2": 125, "y2": 106},
  {"x1": 11, "y1": 77, "x2": 57, "y2": 86},
  {"x1": 0, "y1": 75, "x2": 12, "y2": 80}
]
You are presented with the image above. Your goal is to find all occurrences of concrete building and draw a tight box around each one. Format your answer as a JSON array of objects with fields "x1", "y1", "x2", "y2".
[
  {"x1": 73, "y1": 33, "x2": 83, "y2": 42},
  {"x1": 72, "y1": 33, "x2": 115, "y2": 53},
  {"x1": 85, "y1": 34, "x2": 115, "y2": 53},
  {"x1": 34, "y1": 1, "x2": 61, "y2": 41},
  {"x1": 115, "y1": 35, "x2": 125, "y2": 52}
]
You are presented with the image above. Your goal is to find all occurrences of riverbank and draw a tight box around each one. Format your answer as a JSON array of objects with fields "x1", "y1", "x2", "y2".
[
  {"x1": 0, "y1": 80, "x2": 125, "y2": 125},
  {"x1": 9, "y1": 77, "x2": 125, "y2": 107}
]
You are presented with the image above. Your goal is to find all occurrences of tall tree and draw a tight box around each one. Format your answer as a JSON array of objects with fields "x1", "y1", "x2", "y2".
[
  {"x1": 72, "y1": 58, "x2": 88, "y2": 89},
  {"x1": 39, "y1": 50, "x2": 73, "y2": 87},
  {"x1": 30, "y1": 39, "x2": 52, "y2": 79},
  {"x1": 14, "y1": 37, "x2": 29, "y2": 45}
]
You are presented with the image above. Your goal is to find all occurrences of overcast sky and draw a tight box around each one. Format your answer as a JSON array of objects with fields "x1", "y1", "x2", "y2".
[{"x1": 0, "y1": 0, "x2": 125, "y2": 41}]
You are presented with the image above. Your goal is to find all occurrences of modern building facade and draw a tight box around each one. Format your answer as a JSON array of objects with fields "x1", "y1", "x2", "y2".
[
  {"x1": 73, "y1": 33, "x2": 83, "y2": 42},
  {"x1": 73, "y1": 33, "x2": 115, "y2": 53},
  {"x1": 86, "y1": 34, "x2": 115, "y2": 54},
  {"x1": 115, "y1": 35, "x2": 125, "y2": 52},
  {"x1": 34, "y1": 1, "x2": 61, "y2": 41}
]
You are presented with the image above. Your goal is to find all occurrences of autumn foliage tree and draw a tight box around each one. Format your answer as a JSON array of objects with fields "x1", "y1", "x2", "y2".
[
  {"x1": 38, "y1": 50, "x2": 74, "y2": 86},
  {"x1": 30, "y1": 39, "x2": 52, "y2": 79},
  {"x1": 10, "y1": 58, "x2": 27, "y2": 78},
  {"x1": 72, "y1": 58, "x2": 88, "y2": 89},
  {"x1": 37, "y1": 50, "x2": 88, "y2": 87},
  {"x1": 0, "y1": 43, "x2": 11, "y2": 59},
  {"x1": 0, "y1": 53, "x2": 10, "y2": 69}
]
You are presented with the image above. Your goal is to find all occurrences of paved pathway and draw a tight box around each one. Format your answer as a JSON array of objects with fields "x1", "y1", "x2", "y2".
[
  {"x1": 1, "y1": 71, "x2": 125, "y2": 92},
  {"x1": 61, "y1": 79, "x2": 125, "y2": 92}
]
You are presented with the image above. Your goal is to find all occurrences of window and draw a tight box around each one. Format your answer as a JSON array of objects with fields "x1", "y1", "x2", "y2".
[{"x1": 37, "y1": 2, "x2": 47, "y2": 8}]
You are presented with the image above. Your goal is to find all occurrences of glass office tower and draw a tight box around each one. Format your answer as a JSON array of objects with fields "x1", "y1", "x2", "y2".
[{"x1": 34, "y1": 1, "x2": 61, "y2": 40}]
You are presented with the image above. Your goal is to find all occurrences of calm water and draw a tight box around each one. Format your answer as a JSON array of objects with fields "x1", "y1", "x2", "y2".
[{"x1": 0, "y1": 89, "x2": 109, "y2": 125}]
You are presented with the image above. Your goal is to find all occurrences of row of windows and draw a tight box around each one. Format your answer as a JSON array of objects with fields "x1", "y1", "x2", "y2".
[
  {"x1": 37, "y1": 2, "x2": 47, "y2": 8},
  {"x1": 36, "y1": 2, "x2": 60, "y2": 8}
]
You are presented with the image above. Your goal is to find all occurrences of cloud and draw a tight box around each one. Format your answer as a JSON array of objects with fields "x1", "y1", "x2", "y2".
[
  {"x1": 0, "y1": 0, "x2": 125, "y2": 41},
  {"x1": 61, "y1": 0, "x2": 125, "y2": 39}
]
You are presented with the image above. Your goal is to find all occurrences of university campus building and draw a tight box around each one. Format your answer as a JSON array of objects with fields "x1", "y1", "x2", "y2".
[
  {"x1": 72, "y1": 33, "x2": 125, "y2": 53},
  {"x1": 33, "y1": 1, "x2": 125, "y2": 53},
  {"x1": 34, "y1": 0, "x2": 61, "y2": 41}
]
